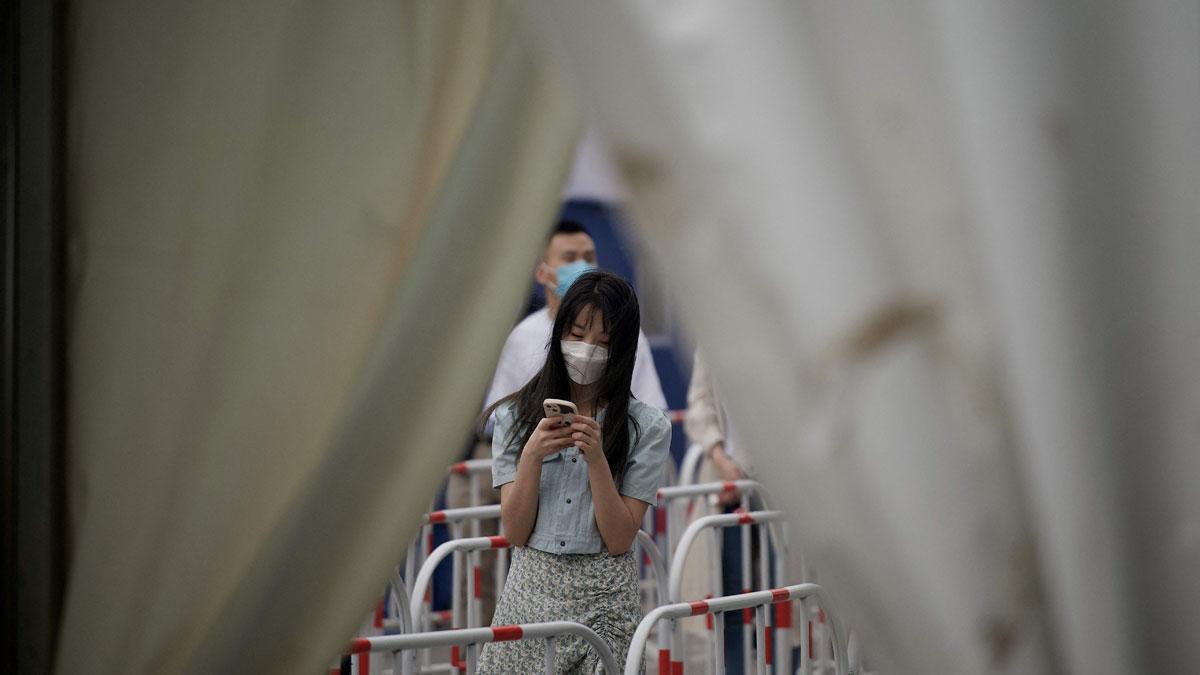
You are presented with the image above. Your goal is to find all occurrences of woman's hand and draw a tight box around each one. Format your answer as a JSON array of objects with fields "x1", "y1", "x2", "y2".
[
  {"x1": 522, "y1": 416, "x2": 575, "y2": 460},
  {"x1": 570, "y1": 416, "x2": 604, "y2": 463}
]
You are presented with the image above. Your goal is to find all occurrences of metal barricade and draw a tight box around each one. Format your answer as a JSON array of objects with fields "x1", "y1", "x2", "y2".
[
  {"x1": 411, "y1": 506, "x2": 504, "y2": 637},
  {"x1": 447, "y1": 459, "x2": 493, "y2": 515},
  {"x1": 623, "y1": 583, "x2": 846, "y2": 675},
  {"x1": 348, "y1": 621, "x2": 621, "y2": 675},
  {"x1": 445, "y1": 460, "x2": 505, "y2": 618},
  {"x1": 655, "y1": 480, "x2": 769, "y2": 570},
  {"x1": 409, "y1": 534, "x2": 510, "y2": 673},
  {"x1": 656, "y1": 476, "x2": 777, "y2": 671},
  {"x1": 666, "y1": 509, "x2": 793, "y2": 675}
]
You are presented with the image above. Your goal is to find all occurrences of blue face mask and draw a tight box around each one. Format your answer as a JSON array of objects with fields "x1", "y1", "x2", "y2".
[{"x1": 554, "y1": 259, "x2": 597, "y2": 298}]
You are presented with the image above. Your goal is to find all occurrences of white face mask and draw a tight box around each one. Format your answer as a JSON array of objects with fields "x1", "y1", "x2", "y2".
[{"x1": 560, "y1": 340, "x2": 609, "y2": 385}]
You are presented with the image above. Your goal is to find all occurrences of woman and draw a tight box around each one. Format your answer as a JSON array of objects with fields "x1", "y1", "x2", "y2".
[{"x1": 477, "y1": 270, "x2": 671, "y2": 674}]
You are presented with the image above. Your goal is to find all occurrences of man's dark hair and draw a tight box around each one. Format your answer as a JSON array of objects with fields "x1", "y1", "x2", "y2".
[{"x1": 548, "y1": 219, "x2": 590, "y2": 242}]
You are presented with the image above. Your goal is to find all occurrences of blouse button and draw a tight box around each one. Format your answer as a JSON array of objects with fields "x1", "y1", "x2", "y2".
[
  {"x1": 571, "y1": 457, "x2": 578, "y2": 463},
  {"x1": 566, "y1": 498, "x2": 572, "y2": 504},
  {"x1": 559, "y1": 541, "x2": 566, "y2": 547}
]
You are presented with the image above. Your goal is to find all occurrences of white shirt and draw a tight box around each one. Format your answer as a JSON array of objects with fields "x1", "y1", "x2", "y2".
[{"x1": 484, "y1": 308, "x2": 669, "y2": 412}]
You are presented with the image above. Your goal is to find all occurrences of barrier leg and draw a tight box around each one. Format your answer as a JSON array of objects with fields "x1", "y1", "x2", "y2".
[
  {"x1": 712, "y1": 612, "x2": 726, "y2": 675},
  {"x1": 652, "y1": 503, "x2": 668, "y2": 666},
  {"x1": 672, "y1": 617, "x2": 685, "y2": 675},
  {"x1": 399, "y1": 644, "x2": 412, "y2": 675},
  {"x1": 468, "y1": 473, "x2": 482, "y2": 629},
  {"x1": 707, "y1": 528, "x2": 723, "y2": 669},
  {"x1": 404, "y1": 539, "x2": 416, "y2": 607},
  {"x1": 420, "y1": 525, "x2": 432, "y2": 627},
  {"x1": 667, "y1": 500, "x2": 683, "y2": 673},
  {"x1": 770, "y1": 529, "x2": 791, "y2": 674},
  {"x1": 544, "y1": 636, "x2": 556, "y2": 674},
  {"x1": 663, "y1": 618, "x2": 683, "y2": 675},
  {"x1": 655, "y1": 501, "x2": 670, "y2": 590},
  {"x1": 756, "y1": 523, "x2": 772, "y2": 673},
  {"x1": 468, "y1": 472, "x2": 480, "y2": 511},
  {"x1": 467, "y1": 549, "x2": 479, "y2": 628},
  {"x1": 422, "y1": 523, "x2": 433, "y2": 667},
  {"x1": 495, "y1": 519, "x2": 508, "y2": 599},
  {"x1": 495, "y1": 546, "x2": 507, "y2": 600},
  {"x1": 814, "y1": 605, "x2": 828, "y2": 673},
  {"x1": 740, "y1": 497, "x2": 752, "y2": 675},
  {"x1": 755, "y1": 605, "x2": 768, "y2": 675},
  {"x1": 797, "y1": 597, "x2": 809, "y2": 675},
  {"x1": 451, "y1": 522, "x2": 464, "y2": 672},
  {"x1": 465, "y1": 643, "x2": 477, "y2": 675},
  {"x1": 665, "y1": 501, "x2": 676, "y2": 574},
  {"x1": 466, "y1": 551, "x2": 478, "y2": 672}
]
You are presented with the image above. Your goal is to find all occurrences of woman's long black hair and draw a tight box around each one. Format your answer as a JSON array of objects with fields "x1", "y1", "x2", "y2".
[{"x1": 483, "y1": 270, "x2": 642, "y2": 484}]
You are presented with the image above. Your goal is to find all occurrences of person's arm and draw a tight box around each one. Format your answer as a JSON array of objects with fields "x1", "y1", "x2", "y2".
[
  {"x1": 706, "y1": 441, "x2": 745, "y2": 505},
  {"x1": 496, "y1": 416, "x2": 574, "y2": 546},
  {"x1": 498, "y1": 461, "x2": 540, "y2": 547},
  {"x1": 684, "y1": 350, "x2": 725, "y2": 454},
  {"x1": 685, "y1": 351, "x2": 742, "y2": 502}
]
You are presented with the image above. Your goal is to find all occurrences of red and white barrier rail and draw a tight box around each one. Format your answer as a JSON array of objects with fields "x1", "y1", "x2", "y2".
[
  {"x1": 349, "y1": 620, "x2": 621, "y2": 675},
  {"x1": 447, "y1": 458, "x2": 493, "y2": 478},
  {"x1": 409, "y1": 504, "x2": 507, "y2": 659},
  {"x1": 656, "y1": 479, "x2": 767, "y2": 503},
  {"x1": 398, "y1": 530, "x2": 663, "y2": 672},
  {"x1": 409, "y1": 535, "x2": 511, "y2": 673},
  {"x1": 442, "y1": 460, "x2": 505, "y2": 634},
  {"x1": 655, "y1": 479, "x2": 770, "y2": 547},
  {"x1": 667, "y1": 509, "x2": 793, "y2": 675},
  {"x1": 422, "y1": 504, "x2": 501, "y2": 525},
  {"x1": 624, "y1": 583, "x2": 845, "y2": 675},
  {"x1": 654, "y1": 480, "x2": 771, "y2": 589}
]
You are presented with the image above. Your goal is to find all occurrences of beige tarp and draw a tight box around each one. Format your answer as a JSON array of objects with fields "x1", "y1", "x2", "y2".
[{"x1": 59, "y1": 1, "x2": 579, "y2": 671}]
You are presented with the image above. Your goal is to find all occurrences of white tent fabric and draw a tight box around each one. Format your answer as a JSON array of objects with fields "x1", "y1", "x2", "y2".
[
  {"x1": 535, "y1": 1, "x2": 1200, "y2": 673},
  {"x1": 58, "y1": 1, "x2": 579, "y2": 672}
]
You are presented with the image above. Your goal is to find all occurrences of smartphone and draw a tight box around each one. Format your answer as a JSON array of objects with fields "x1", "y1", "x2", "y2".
[{"x1": 543, "y1": 398, "x2": 578, "y2": 426}]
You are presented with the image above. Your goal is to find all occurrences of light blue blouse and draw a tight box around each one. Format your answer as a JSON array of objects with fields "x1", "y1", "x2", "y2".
[{"x1": 491, "y1": 398, "x2": 672, "y2": 554}]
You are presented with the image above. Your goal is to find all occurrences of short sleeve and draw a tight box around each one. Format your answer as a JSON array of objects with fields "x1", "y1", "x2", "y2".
[
  {"x1": 491, "y1": 404, "x2": 521, "y2": 488},
  {"x1": 619, "y1": 408, "x2": 672, "y2": 504}
]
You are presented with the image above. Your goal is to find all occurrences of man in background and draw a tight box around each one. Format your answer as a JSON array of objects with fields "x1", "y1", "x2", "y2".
[{"x1": 484, "y1": 219, "x2": 667, "y2": 411}]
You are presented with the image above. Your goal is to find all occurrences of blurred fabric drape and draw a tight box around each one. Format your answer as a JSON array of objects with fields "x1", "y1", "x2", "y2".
[
  {"x1": 57, "y1": 0, "x2": 1199, "y2": 673},
  {"x1": 58, "y1": 1, "x2": 579, "y2": 671},
  {"x1": 535, "y1": 1, "x2": 1199, "y2": 673}
]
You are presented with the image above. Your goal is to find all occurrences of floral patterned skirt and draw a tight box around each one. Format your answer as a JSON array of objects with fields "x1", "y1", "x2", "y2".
[{"x1": 477, "y1": 545, "x2": 643, "y2": 674}]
